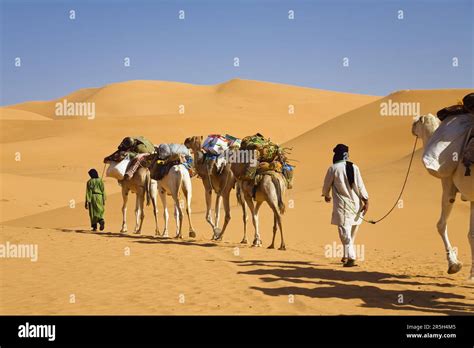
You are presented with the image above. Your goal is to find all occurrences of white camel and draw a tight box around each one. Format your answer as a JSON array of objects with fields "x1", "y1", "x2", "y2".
[
  {"x1": 150, "y1": 158, "x2": 196, "y2": 239},
  {"x1": 119, "y1": 167, "x2": 159, "y2": 235},
  {"x1": 412, "y1": 114, "x2": 473, "y2": 279}
]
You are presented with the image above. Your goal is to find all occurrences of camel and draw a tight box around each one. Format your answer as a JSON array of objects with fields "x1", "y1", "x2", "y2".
[
  {"x1": 104, "y1": 153, "x2": 159, "y2": 235},
  {"x1": 232, "y1": 165, "x2": 288, "y2": 250},
  {"x1": 149, "y1": 155, "x2": 196, "y2": 239},
  {"x1": 184, "y1": 136, "x2": 237, "y2": 241},
  {"x1": 118, "y1": 166, "x2": 159, "y2": 234},
  {"x1": 412, "y1": 114, "x2": 473, "y2": 278}
]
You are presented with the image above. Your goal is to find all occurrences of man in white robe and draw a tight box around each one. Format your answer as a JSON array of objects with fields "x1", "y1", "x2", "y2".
[{"x1": 322, "y1": 144, "x2": 369, "y2": 267}]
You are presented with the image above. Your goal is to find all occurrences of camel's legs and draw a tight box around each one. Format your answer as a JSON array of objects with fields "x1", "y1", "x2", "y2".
[
  {"x1": 438, "y1": 178, "x2": 462, "y2": 273},
  {"x1": 134, "y1": 188, "x2": 145, "y2": 234},
  {"x1": 276, "y1": 210, "x2": 285, "y2": 250},
  {"x1": 204, "y1": 180, "x2": 217, "y2": 234},
  {"x1": 240, "y1": 197, "x2": 248, "y2": 244},
  {"x1": 150, "y1": 181, "x2": 160, "y2": 236},
  {"x1": 182, "y1": 179, "x2": 196, "y2": 238},
  {"x1": 172, "y1": 190, "x2": 184, "y2": 239},
  {"x1": 120, "y1": 186, "x2": 129, "y2": 233},
  {"x1": 214, "y1": 195, "x2": 222, "y2": 229},
  {"x1": 173, "y1": 202, "x2": 184, "y2": 238},
  {"x1": 268, "y1": 214, "x2": 277, "y2": 249},
  {"x1": 469, "y1": 202, "x2": 474, "y2": 280},
  {"x1": 159, "y1": 189, "x2": 169, "y2": 237},
  {"x1": 266, "y1": 196, "x2": 285, "y2": 250},
  {"x1": 216, "y1": 189, "x2": 232, "y2": 241},
  {"x1": 244, "y1": 193, "x2": 262, "y2": 247}
]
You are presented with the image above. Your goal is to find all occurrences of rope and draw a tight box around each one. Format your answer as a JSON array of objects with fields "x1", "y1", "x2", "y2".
[
  {"x1": 100, "y1": 163, "x2": 107, "y2": 179},
  {"x1": 335, "y1": 136, "x2": 419, "y2": 225}
]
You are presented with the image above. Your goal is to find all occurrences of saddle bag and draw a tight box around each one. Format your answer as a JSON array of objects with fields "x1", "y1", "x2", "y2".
[
  {"x1": 106, "y1": 156, "x2": 130, "y2": 180},
  {"x1": 202, "y1": 134, "x2": 229, "y2": 155},
  {"x1": 422, "y1": 114, "x2": 474, "y2": 178}
]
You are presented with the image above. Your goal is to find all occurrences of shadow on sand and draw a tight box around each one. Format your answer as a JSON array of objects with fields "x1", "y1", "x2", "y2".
[
  {"x1": 49, "y1": 227, "x2": 229, "y2": 248},
  {"x1": 231, "y1": 259, "x2": 474, "y2": 315},
  {"x1": 36, "y1": 226, "x2": 474, "y2": 315}
]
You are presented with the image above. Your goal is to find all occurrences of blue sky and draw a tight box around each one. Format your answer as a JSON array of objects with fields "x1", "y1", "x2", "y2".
[{"x1": 1, "y1": 0, "x2": 472, "y2": 105}]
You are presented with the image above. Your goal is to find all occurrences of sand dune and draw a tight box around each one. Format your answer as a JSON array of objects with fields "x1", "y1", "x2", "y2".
[
  {"x1": 4, "y1": 79, "x2": 379, "y2": 138},
  {"x1": 1, "y1": 81, "x2": 473, "y2": 315},
  {"x1": 0, "y1": 108, "x2": 50, "y2": 121}
]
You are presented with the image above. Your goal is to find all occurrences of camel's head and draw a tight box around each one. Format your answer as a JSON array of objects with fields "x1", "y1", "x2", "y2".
[
  {"x1": 184, "y1": 136, "x2": 203, "y2": 152},
  {"x1": 411, "y1": 114, "x2": 440, "y2": 142}
]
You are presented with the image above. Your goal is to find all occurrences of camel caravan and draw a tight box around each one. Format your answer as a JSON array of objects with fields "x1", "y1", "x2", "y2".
[
  {"x1": 99, "y1": 92, "x2": 473, "y2": 278},
  {"x1": 103, "y1": 133, "x2": 295, "y2": 249}
]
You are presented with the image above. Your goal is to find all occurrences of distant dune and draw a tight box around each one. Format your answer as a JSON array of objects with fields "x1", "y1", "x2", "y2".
[{"x1": 3, "y1": 79, "x2": 379, "y2": 140}]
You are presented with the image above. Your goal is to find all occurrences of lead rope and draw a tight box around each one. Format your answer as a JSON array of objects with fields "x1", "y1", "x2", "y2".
[
  {"x1": 100, "y1": 163, "x2": 107, "y2": 179},
  {"x1": 336, "y1": 136, "x2": 419, "y2": 225}
]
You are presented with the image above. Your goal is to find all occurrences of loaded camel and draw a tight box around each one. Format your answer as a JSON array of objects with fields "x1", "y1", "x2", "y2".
[
  {"x1": 184, "y1": 136, "x2": 238, "y2": 241},
  {"x1": 412, "y1": 114, "x2": 473, "y2": 278},
  {"x1": 104, "y1": 152, "x2": 159, "y2": 235},
  {"x1": 232, "y1": 163, "x2": 288, "y2": 250},
  {"x1": 149, "y1": 153, "x2": 196, "y2": 239}
]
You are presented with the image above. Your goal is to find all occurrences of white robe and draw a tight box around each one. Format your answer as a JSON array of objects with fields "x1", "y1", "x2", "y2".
[{"x1": 322, "y1": 161, "x2": 369, "y2": 226}]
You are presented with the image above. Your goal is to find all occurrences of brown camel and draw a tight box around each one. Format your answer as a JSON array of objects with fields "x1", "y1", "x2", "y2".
[
  {"x1": 184, "y1": 136, "x2": 240, "y2": 241},
  {"x1": 232, "y1": 163, "x2": 288, "y2": 250}
]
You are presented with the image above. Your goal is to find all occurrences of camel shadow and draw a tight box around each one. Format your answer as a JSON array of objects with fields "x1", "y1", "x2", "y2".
[
  {"x1": 232, "y1": 260, "x2": 474, "y2": 315},
  {"x1": 50, "y1": 226, "x2": 224, "y2": 248}
]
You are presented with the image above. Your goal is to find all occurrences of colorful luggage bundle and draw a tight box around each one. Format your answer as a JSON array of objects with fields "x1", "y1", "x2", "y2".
[
  {"x1": 201, "y1": 134, "x2": 241, "y2": 155},
  {"x1": 234, "y1": 133, "x2": 294, "y2": 188},
  {"x1": 202, "y1": 135, "x2": 229, "y2": 155},
  {"x1": 282, "y1": 163, "x2": 295, "y2": 189},
  {"x1": 240, "y1": 133, "x2": 285, "y2": 162}
]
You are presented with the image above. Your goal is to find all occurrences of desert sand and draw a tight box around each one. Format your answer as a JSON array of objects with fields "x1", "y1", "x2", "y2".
[{"x1": 1, "y1": 79, "x2": 473, "y2": 315}]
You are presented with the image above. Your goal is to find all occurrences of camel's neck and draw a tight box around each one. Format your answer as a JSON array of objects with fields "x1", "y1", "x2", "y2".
[
  {"x1": 420, "y1": 132, "x2": 431, "y2": 148},
  {"x1": 419, "y1": 122, "x2": 440, "y2": 148},
  {"x1": 193, "y1": 148, "x2": 202, "y2": 163}
]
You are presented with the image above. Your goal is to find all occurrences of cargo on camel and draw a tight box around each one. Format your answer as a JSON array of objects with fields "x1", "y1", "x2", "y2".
[
  {"x1": 104, "y1": 136, "x2": 156, "y2": 181},
  {"x1": 151, "y1": 144, "x2": 195, "y2": 180},
  {"x1": 233, "y1": 133, "x2": 294, "y2": 189}
]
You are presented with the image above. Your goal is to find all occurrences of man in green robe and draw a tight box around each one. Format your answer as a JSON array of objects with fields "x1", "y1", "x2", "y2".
[{"x1": 85, "y1": 169, "x2": 106, "y2": 231}]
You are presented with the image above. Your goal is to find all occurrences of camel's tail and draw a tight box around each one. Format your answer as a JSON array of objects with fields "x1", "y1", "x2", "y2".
[
  {"x1": 271, "y1": 175, "x2": 285, "y2": 215},
  {"x1": 145, "y1": 169, "x2": 151, "y2": 206}
]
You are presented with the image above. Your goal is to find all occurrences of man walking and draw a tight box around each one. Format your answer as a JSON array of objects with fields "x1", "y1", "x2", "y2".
[
  {"x1": 322, "y1": 144, "x2": 369, "y2": 267},
  {"x1": 85, "y1": 168, "x2": 106, "y2": 231}
]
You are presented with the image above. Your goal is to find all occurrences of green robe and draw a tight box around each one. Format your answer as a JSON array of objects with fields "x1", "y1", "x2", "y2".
[{"x1": 85, "y1": 178, "x2": 106, "y2": 225}]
